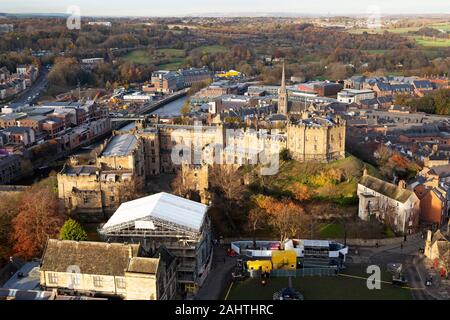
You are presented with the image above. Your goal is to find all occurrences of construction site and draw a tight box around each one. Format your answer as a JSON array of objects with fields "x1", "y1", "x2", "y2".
[{"x1": 98, "y1": 192, "x2": 213, "y2": 295}]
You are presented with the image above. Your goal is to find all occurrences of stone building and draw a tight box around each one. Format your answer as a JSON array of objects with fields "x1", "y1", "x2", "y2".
[
  {"x1": 424, "y1": 229, "x2": 449, "y2": 278},
  {"x1": 286, "y1": 117, "x2": 346, "y2": 162},
  {"x1": 357, "y1": 171, "x2": 420, "y2": 233},
  {"x1": 58, "y1": 117, "x2": 345, "y2": 216},
  {"x1": 99, "y1": 192, "x2": 212, "y2": 295},
  {"x1": 278, "y1": 62, "x2": 289, "y2": 115},
  {"x1": 39, "y1": 240, "x2": 177, "y2": 300},
  {"x1": 57, "y1": 133, "x2": 147, "y2": 219}
]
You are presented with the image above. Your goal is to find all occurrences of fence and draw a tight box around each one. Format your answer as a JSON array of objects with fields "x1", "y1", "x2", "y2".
[{"x1": 249, "y1": 267, "x2": 339, "y2": 278}]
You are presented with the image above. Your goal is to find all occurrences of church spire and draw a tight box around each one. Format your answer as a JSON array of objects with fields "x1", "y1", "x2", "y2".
[{"x1": 278, "y1": 61, "x2": 288, "y2": 115}]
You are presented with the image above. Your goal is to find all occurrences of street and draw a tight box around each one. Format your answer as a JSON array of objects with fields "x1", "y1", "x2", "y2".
[
  {"x1": 11, "y1": 67, "x2": 50, "y2": 105},
  {"x1": 352, "y1": 234, "x2": 450, "y2": 300}
]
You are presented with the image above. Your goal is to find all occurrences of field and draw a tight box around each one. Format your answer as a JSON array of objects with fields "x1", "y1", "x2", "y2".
[
  {"x1": 124, "y1": 48, "x2": 187, "y2": 69},
  {"x1": 348, "y1": 23, "x2": 450, "y2": 48},
  {"x1": 363, "y1": 49, "x2": 388, "y2": 55},
  {"x1": 225, "y1": 265, "x2": 413, "y2": 300},
  {"x1": 411, "y1": 36, "x2": 450, "y2": 48}
]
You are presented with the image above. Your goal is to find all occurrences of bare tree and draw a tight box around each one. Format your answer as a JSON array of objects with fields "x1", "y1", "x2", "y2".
[{"x1": 209, "y1": 164, "x2": 247, "y2": 230}]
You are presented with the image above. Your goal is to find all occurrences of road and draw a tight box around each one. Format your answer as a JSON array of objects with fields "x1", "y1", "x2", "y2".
[
  {"x1": 364, "y1": 235, "x2": 447, "y2": 300},
  {"x1": 11, "y1": 67, "x2": 50, "y2": 105}
]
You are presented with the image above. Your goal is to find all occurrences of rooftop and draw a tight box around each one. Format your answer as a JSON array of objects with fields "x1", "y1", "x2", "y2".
[
  {"x1": 101, "y1": 134, "x2": 138, "y2": 157},
  {"x1": 40, "y1": 240, "x2": 141, "y2": 276},
  {"x1": 102, "y1": 192, "x2": 208, "y2": 232},
  {"x1": 61, "y1": 165, "x2": 97, "y2": 176},
  {"x1": 359, "y1": 175, "x2": 416, "y2": 203}
]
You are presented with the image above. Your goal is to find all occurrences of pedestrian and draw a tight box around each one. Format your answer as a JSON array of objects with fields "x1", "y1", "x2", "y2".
[
  {"x1": 400, "y1": 242, "x2": 404, "y2": 250},
  {"x1": 375, "y1": 242, "x2": 379, "y2": 248}
]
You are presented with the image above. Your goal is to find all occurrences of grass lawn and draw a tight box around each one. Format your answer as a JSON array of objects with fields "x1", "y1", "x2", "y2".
[
  {"x1": 225, "y1": 265, "x2": 412, "y2": 300},
  {"x1": 319, "y1": 223, "x2": 345, "y2": 238},
  {"x1": 431, "y1": 23, "x2": 450, "y2": 32},
  {"x1": 124, "y1": 48, "x2": 187, "y2": 69},
  {"x1": 124, "y1": 50, "x2": 153, "y2": 65},
  {"x1": 411, "y1": 36, "x2": 450, "y2": 47},
  {"x1": 348, "y1": 27, "x2": 421, "y2": 34}
]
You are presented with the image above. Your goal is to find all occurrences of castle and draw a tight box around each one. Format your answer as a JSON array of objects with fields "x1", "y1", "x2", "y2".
[{"x1": 57, "y1": 117, "x2": 346, "y2": 219}]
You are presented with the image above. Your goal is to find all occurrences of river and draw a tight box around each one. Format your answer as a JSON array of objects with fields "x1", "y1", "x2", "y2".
[
  {"x1": 119, "y1": 96, "x2": 188, "y2": 132},
  {"x1": 11, "y1": 96, "x2": 189, "y2": 186}
]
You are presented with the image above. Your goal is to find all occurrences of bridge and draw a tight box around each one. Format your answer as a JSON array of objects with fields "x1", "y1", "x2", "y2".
[{"x1": 110, "y1": 88, "x2": 188, "y2": 127}]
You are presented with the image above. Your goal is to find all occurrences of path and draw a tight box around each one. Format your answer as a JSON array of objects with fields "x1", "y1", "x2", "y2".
[{"x1": 195, "y1": 245, "x2": 236, "y2": 300}]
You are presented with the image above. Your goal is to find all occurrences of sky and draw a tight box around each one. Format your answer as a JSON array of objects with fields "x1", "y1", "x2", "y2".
[{"x1": 0, "y1": 0, "x2": 449, "y2": 17}]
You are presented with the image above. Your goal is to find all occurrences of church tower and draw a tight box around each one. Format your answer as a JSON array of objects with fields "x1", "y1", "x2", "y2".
[{"x1": 278, "y1": 62, "x2": 288, "y2": 115}]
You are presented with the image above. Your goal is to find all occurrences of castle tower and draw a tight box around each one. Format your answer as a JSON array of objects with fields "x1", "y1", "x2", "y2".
[{"x1": 278, "y1": 62, "x2": 288, "y2": 115}]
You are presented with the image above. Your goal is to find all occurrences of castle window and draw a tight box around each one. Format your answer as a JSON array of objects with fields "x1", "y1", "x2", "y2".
[{"x1": 83, "y1": 196, "x2": 89, "y2": 204}]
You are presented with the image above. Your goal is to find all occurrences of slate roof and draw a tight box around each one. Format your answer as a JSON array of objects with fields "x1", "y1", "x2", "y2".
[
  {"x1": 101, "y1": 134, "x2": 138, "y2": 157},
  {"x1": 40, "y1": 240, "x2": 141, "y2": 276},
  {"x1": 126, "y1": 257, "x2": 159, "y2": 274},
  {"x1": 359, "y1": 175, "x2": 416, "y2": 203},
  {"x1": 428, "y1": 164, "x2": 450, "y2": 178}
]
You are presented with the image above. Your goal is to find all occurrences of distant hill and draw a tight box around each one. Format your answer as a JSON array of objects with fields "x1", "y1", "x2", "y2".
[{"x1": 0, "y1": 12, "x2": 70, "y2": 19}]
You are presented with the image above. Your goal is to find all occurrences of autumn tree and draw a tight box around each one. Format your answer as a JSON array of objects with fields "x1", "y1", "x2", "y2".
[
  {"x1": 180, "y1": 101, "x2": 191, "y2": 117},
  {"x1": 59, "y1": 219, "x2": 88, "y2": 241},
  {"x1": 256, "y1": 196, "x2": 310, "y2": 243},
  {"x1": 288, "y1": 182, "x2": 311, "y2": 202},
  {"x1": 10, "y1": 182, "x2": 65, "y2": 260},
  {"x1": 0, "y1": 193, "x2": 23, "y2": 264}
]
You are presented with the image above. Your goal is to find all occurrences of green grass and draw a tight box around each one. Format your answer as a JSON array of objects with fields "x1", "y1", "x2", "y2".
[
  {"x1": 260, "y1": 155, "x2": 379, "y2": 205},
  {"x1": 411, "y1": 36, "x2": 450, "y2": 47},
  {"x1": 226, "y1": 265, "x2": 413, "y2": 300},
  {"x1": 430, "y1": 23, "x2": 450, "y2": 32},
  {"x1": 319, "y1": 223, "x2": 346, "y2": 238},
  {"x1": 348, "y1": 27, "x2": 421, "y2": 34},
  {"x1": 124, "y1": 50, "x2": 154, "y2": 65},
  {"x1": 124, "y1": 48, "x2": 187, "y2": 69}
]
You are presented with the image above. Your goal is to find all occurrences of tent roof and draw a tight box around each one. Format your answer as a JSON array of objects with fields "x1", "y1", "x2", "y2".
[{"x1": 102, "y1": 192, "x2": 208, "y2": 232}]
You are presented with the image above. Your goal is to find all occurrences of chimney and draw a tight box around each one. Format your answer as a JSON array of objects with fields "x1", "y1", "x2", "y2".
[
  {"x1": 398, "y1": 180, "x2": 406, "y2": 189},
  {"x1": 427, "y1": 230, "x2": 433, "y2": 243},
  {"x1": 363, "y1": 167, "x2": 368, "y2": 177}
]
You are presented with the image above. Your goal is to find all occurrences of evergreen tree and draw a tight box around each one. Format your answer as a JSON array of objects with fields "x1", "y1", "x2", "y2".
[{"x1": 59, "y1": 219, "x2": 88, "y2": 242}]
